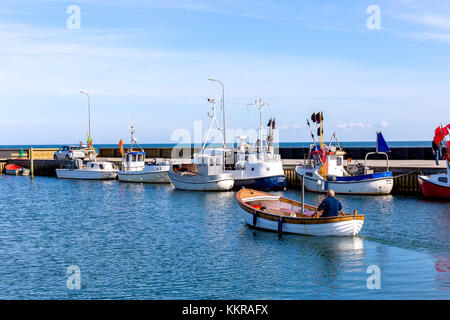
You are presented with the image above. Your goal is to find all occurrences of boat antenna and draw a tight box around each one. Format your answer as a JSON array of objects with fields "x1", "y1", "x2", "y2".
[
  {"x1": 247, "y1": 98, "x2": 269, "y2": 155},
  {"x1": 202, "y1": 97, "x2": 226, "y2": 152},
  {"x1": 329, "y1": 131, "x2": 342, "y2": 150}
]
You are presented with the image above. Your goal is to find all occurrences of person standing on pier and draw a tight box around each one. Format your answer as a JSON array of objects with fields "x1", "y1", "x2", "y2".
[
  {"x1": 315, "y1": 189, "x2": 344, "y2": 218},
  {"x1": 432, "y1": 140, "x2": 442, "y2": 165}
]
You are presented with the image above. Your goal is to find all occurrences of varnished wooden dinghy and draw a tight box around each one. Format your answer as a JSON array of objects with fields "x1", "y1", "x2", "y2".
[{"x1": 236, "y1": 188, "x2": 364, "y2": 236}]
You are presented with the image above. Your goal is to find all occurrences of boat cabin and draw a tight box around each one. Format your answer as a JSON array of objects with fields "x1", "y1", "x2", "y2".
[
  {"x1": 86, "y1": 161, "x2": 116, "y2": 171},
  {"x1": 122, "y1": 151, "x2": 146, "y2": 171},
  {"x1": 194, "y1": 153, "x2": 224, "y2": 176},
  {"x1": 310, "y1": 146, "x2": 347, "y2": 177}
]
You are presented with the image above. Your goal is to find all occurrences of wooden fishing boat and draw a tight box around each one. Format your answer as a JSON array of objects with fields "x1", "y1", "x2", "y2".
[
  {"x1": 5, "y1": 164, "x2": 30, "y2": 176},
  {"x1": 236, "y1": 188, "x2": 364, "y2": 236}
]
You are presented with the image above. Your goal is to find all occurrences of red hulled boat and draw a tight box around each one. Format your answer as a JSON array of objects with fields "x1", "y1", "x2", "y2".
[{"x1": 418, "y1": 125, "x2": 450, "y2": 199}]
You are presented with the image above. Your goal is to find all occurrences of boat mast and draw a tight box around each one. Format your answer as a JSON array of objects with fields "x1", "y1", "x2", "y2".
[
  {"x1": 202, "y1": 97, "x2": 226, "y2": 152},
  {"x1": 248, "y1": 98, "x2": 269, "y2": 155},
  {"x1": 130, "y1": 124, "x2": 136, "y2": 151}
]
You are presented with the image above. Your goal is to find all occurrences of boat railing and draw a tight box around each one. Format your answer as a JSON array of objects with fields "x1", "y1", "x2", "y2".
[
  {"x1": 246, "y1": 152, "x2": 281, "y2": 162},
  {"x1": 364, "y1": 151, "x2": 389, "y2": 173}
]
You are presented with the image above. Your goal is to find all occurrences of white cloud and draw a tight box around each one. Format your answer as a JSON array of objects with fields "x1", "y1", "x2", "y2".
[{"x1": 381, "y1": 121, "x2": 389, "y2": 127}]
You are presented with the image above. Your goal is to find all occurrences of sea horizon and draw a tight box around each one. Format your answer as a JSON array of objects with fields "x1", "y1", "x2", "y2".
[{"x1": 0, "y1": 140, "x2": 433, "y2": 150}]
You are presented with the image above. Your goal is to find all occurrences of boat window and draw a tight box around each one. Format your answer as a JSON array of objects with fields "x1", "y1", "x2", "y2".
[
  {"x1": 438, "y1": 177, "x2": 448, "y2": 183},
  {"x1": 336, "y1": 157, "x2": 342, "y2": 166},
  {"x1": 306, "y1": 172, "x2": 313, "y2": 177},
  {"x1": 99, "y1": 164, "x2": 104, "y2": 170},
  {"x1": 210, "y1": 158, "x2": 214, "y2": 166},
  {"x1": 216, "y1": 158, "x2": 220, "y2": 166},
  {"x1": 91, "y1": 164, "x2": 94, "y2": 168}
]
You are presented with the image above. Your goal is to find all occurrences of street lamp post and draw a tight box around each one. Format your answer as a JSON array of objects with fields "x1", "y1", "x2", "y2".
[
  {"x1": 80, "y1": 90, "x2": 91, "y2": 140},
  {"x1": 208, "y1": 79, "x2": 225, "y2": 148}
]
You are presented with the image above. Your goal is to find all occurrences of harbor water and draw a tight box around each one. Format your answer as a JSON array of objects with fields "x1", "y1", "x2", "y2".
[{"x1": 0, "y1": 175, "x2": 448, "y2": 299}]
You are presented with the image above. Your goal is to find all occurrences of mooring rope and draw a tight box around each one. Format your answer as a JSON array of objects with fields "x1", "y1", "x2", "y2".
[{"x1": 392, "y1": 169, "x2": 421, "y2": 179}]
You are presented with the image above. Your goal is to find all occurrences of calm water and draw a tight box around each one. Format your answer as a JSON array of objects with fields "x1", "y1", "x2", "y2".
[{"x1": 0, "y1": 175, "x2": 448, "y2": 299}]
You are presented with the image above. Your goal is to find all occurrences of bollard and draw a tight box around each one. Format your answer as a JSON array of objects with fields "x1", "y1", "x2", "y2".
[
  {"x1": 301, "y1": 174, "x2": 305, "y2": 213},
  {"x1": 30, "y1": 147, "x2": 34, "y2": 178}
]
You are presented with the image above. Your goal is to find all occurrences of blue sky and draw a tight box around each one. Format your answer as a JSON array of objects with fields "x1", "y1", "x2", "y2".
[{"x1": 0, "y1": 0, "x2": 449, "y2": 145}]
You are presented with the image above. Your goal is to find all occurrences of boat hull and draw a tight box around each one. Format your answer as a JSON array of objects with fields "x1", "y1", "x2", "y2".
[
  {"x1": 241, "y1": 208, "x2": 364, "y2": 236},
  {"x1": 237, "y1": 188, "x2": 364, "y2": 236},
  {"x1": 418, "y1": 175, "x2": 450, "y2": 199},
  {"x1": 295, "y1": 167, "x2": 393, "y2": 195},
  {"x1": 56, "y1": 169, "x2": 118, "y2": 180},
  {"x1": 233, "y1": 175, "x2": 286, "y2": 191},
  {"x1": 5, "y1": 164, "x2": 29, "y2": 176},
  {"x1": 118, "y1": 170, "x2": 170, "y2": 183},
  {"x1": 168, "y1": 170, "x2": 234, "y2": 191}
]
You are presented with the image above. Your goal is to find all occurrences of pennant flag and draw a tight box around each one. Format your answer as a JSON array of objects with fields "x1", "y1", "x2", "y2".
[
  {"x1": 119, "y1": 138, "x2": 124, "y2": 156},
  {"x1": 376, "y1": 131, "x2": 390, "y2": 153},
  {"x1": 267, "y1": 118, "x2": 272, "y2": 127},
  {"x1": 311, "y1": 113, "x2": 317, "y2": 123},
  {"x1": 272, "y1": 118, "x2": 276, "y2": 129},
  {"x1": 316, "y1": 112, "x2": 321, "y2": 124}
]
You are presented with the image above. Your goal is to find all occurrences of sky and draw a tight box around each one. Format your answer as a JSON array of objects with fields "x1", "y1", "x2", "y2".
[{"x1": 0, "y1": 0, "x2": 449, "y2": 145}]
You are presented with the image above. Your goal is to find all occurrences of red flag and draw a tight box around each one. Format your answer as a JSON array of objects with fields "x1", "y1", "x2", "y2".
[
  {"x1": 118, "y1": 138, "x2": 124, "y2": 156},
  {"x1": 433, "y1": 124, "x2": 450, "y2": 144}
]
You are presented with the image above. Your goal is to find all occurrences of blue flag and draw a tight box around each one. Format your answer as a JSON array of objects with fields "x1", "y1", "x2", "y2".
[{"x1": 376, "y1": 132, "x2": 390, "y2": 153}]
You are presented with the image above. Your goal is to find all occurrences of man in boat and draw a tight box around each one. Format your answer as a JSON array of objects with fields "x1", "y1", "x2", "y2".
[{"x1": 314, "y1": 189, "x2": 344, "y2": 218}]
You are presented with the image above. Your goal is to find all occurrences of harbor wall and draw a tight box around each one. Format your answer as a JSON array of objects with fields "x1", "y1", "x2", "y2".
[{"x1": 97, "y1": 146, "x2": 447, "y2": 160}]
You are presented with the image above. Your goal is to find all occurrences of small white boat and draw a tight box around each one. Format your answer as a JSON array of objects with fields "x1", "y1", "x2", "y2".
[
  {"x1": 56, "y1": 159, "x2": 118, "y2": 180},
  {"x1": 168, "y1": 153, "x2": 234, "y2": 191},
  {"x1": 296, "y1": 117, "x2": 393, "y2": 195},
  {"x1": 118, "y1": 126, "x2": 170, "y2": 183},
  {"x1": 237, "y1": 188, "x2": 364, "y2": 236}
]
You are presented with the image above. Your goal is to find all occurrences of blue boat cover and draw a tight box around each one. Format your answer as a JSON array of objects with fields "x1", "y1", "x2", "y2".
[
  {"x1": 335, "y1": 171, "x2": 392, "y2": 182},
  {"x1": 376, "y1": 132, "x2": 390, "y2": 153}
]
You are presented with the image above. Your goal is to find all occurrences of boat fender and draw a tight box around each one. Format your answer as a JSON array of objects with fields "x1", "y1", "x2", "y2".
[
  {"x1": 252, "y1": 210, "x2": 257, "y2": 227},
  {"x1": 277, "y1": 217, "x2": 283, "y2": 237}
]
